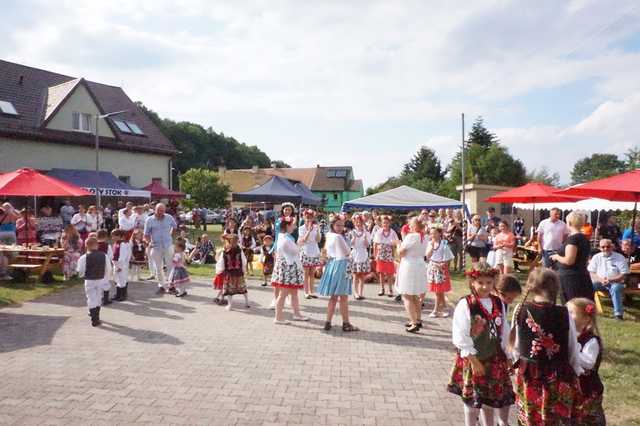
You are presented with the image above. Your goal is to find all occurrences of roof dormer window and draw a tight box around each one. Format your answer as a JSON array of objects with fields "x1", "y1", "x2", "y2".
[
  {"x1": 113, "y1": 119, "x2": 132, "y2": 133},
  {"x1": 72, "y1": 111, "x2": 93, "y2": 133},
  {"x1": 112, "y1": 119, "x2": 145, "y2": 136},
  {"x1": 0, "y1": 100, "x2": 18, "y2": 116}
]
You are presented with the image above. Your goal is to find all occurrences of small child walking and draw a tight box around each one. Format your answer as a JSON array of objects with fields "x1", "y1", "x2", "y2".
[
  {"x1": 214, "y1": 234, "x2": 249, "y2": 310},
  {"x1": 77, "y1": 237, "x2": 112, "y2": 327},
  {"x1": 129, "y1": 229, "x2": 147, "y2": 282},
  {"x1": 61, "y1": 225, "x2": 83, "y2": 281},
  {"x1": 260, "y1": 235, "x2": 275, "y2": 287},
  {"x1": 240, "y1": 227, "x2": 256, "y2": 275},
  {"x1": 567, "y1": 298, "x2": 606, "y2": 425},
  {"x1": 95, "y1": 229, "x2": 113, "y2": 305},
  {"x1": 110, "y1": 229, "x2": 129, "y2": 302},
  {"x1": 447, "y1": 262, "x2": 514, "y2": 426},
  {"x1": 168, "y1": 239, "x2": 190, "y2": 297}
]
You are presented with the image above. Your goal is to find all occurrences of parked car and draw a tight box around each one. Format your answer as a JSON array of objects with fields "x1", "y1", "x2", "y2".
[{"x1": 205, "y1": 209, "x2": 224, "y2": 224}]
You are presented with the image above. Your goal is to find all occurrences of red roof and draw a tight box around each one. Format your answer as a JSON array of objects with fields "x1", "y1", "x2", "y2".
[
  {"x1": 142, "y1": 178, "x2": 185, "y2": 199},
  {"x1": 485, "y1": 182, "x2": 584, "y2": 204},
  {"x1": 554, "y1": 170, "x2": 640, "y2": 202},
  {"x1": 0, "y1": 168, "x2": 91, "y2": 197}
]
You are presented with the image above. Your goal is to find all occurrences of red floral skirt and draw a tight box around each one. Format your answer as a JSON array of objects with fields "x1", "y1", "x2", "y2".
[
  {"x1": 447, "y1": 351, "x2": 515, "y2": 409},
  {"x1": 515, "y1": 360, "x2": 579, "y2": 426},
  {"x1": 375, "y1": 260, "x2": 395, "y2": 274},
  {"x1": 574, "y1": 389, "x2": 605, "y2": 425},
  {"x1": 428, "y1": 263, "x2": 451, "y2": 293}
]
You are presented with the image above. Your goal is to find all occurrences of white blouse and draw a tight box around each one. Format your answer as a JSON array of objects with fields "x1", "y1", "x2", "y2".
[
  {"x1": 119, "y1": 213, "x2": 136, "y2": 232},
  {"x1": 326, "y1": 232, "x2": 350, "y2": 260},
  {"x1": 427, "y1": 240, "x2": 454, "y2": 263},
  {"x1": 276, "y1": 234, "x2": 302, "y2": 266},
  {"x1": 215, "y1": 249, "x2": 248, "y2": 274},
  {"x1": 452, "y1": 297, "x2": 510, "y2": 357},
  {"x1": 577, "y1": 337, "x2": 601, "y2": 372},
  {"x1": 298, "y1": 223, "x2": 321, "y2": 257},
  {"x1": 373, "y1": 228, "x2": 398, "y2": 245},
  {"x1": 399, "y1": 233, "x2": 428, "y2": 262},
  {"x1": 350, "y1": 228, "x2": 371, "y2": 263}
]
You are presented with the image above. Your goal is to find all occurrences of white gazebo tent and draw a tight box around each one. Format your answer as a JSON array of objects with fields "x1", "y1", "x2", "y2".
[{"x1": 342, "y1": 185, "x2": 466, "y2": 212}]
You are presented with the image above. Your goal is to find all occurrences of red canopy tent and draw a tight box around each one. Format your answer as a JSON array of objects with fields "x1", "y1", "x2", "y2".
[
  {"x1": 485, "y1": 182, "x2": 585, "y2": 227},
  {"x1": 142, "y1": 178, "x2": 185, "y2": 199},
  {"x1": 0, "y1": 168, "x2": 91, "y2": 197},
  {"x1": 555, "y1": 170, "x2": 640, "y2": 238}
]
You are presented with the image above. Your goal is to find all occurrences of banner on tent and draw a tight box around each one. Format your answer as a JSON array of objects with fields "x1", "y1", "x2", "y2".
[{"x1": 82, "y1": 187, "x2": 151, "y2": 198}]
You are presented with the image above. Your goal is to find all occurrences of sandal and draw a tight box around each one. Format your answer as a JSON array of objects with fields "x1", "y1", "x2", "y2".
[
  {"x1": 405, "y1": 323, "x2": 420, "y2": 333},
  {"x1": 323, "y1": 321, "x2": 332, "y2": 331},
  {"x1": 404, "y1": 320, "x2": 423, "y2": 328},
  {"x1": 428, "y1": 312, "x2": 438, "y2": 318},
  {"x1": 342, "y1": 323, "x2": 359, "y2": 332},
  {"x1": 310, "y1": 294, "x2": 319, "y2": 299},
  {"x1": 305, "y1": 294, "x2": 313, "y2": 300},
  {"x1": 378, "y1": 290, "x2": 385, "y2": 296}
]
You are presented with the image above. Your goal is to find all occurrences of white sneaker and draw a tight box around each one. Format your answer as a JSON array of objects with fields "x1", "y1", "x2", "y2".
[
  {"x1": 226, "y1": 303, "x2": 232, "y2": 311},
  {"x1": 292, "y1": 315, "x2": 310, "y2": 322},
  {"x1": 274, "y1": 319, "x2": 290, "y2": 325}
]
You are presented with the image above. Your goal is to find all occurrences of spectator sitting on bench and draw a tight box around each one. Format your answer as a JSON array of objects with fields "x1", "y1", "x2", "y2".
[
  {"x1": 189, "y1": 234, "x2": 215, "y2": 265},
  {"x1": 588, "y1": 238, "x2": 628, "y2": 320},
  {"x1": 620, "y1": 238, "x2": 640, "y2": 264}
]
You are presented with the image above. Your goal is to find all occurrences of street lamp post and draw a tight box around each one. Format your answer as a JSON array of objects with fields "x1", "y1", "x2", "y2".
[{"x1": 95, "y1": 110, "x2": 128, "y2": 208}]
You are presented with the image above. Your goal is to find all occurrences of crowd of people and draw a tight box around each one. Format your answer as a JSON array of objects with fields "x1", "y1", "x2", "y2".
[{"x1": 5, "y1": 196, "x2": 637, "y2": 425}]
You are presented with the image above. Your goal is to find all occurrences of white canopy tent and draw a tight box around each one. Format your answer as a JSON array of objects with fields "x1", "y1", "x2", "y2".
[
  {"x1": 342, "y1": 185, "x2": 466, "y2": 212},
  {"x1": 513, "y1": 198, "x2": 638, "y2": 212}
]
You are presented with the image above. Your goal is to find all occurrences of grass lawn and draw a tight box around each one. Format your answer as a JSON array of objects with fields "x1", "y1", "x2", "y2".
[
  {"x1": 0, "y1": 275, "x2": 82, "y2": 307},
  {"x1": 447, "y1": 269, "x2": 640, "y2": 426}
]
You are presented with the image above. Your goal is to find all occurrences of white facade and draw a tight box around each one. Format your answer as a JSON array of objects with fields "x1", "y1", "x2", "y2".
[{"x1": 0, "y1": 137, "x2": 170, "y2": 188}]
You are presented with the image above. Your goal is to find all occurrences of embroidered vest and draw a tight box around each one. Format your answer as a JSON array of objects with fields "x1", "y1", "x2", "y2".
[
  {"x1": 85, "y1": 251, "x2": 106, "y2": 280},
  {"x1": 578, "y1": 331, "x2": 604, "y2": 396},
  {"x1": 223, "y1": 246, "x2": 244, "y2": 277},
  {"x1": 466, "y1": 294, "x2": 504, "y2": 361},
  {"x1": 517, "y1": 303, "x2": 569, "y2": 365},
  {"x1": 242, "y1": 236, "x2": 253, "y2": 248}
]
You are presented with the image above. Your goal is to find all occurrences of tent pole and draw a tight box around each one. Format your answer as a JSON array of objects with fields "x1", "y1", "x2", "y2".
[
  {"x1": 461, "y1": 112, "x2": 466, "y2": 272},
  {"x1": 631, "y1": 198, "x2": 638, "y2": 243}
]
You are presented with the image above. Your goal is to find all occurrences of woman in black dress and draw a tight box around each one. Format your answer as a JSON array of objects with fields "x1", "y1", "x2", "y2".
[{"x1": 551, "y1": 212, "x2": 594, "y2": 303}]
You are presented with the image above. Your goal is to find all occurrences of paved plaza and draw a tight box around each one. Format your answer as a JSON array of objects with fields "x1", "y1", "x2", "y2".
[{"x1": 0, "y1": 278, "x2": 465, "y2": 425}]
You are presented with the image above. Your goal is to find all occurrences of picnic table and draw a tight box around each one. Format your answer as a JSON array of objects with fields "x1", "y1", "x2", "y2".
[
  {"x1": 513, "y1": 245, "x2": 541, "y2": 271},
  {"x1": 594, "y1": 261, "x2": 640, "y2": 314},
  {"x1": 0, "y1": 244, "x2": 65, "y2": 281}
]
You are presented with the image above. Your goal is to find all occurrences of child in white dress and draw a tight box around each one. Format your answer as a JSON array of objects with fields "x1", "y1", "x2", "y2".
[
  {"x1": 350, "y1": 214, "x2": 371, "y2": 300},
  {"x1": 298, "y1": 209, "x2": 322, "y2": 299},
  {"x1": 426, "y1": 226, "x2": 454, "y2": 318}
]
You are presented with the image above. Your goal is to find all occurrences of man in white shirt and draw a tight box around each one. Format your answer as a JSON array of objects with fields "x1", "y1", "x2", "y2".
[
  {"x1": 588, "y1": 239, "x2": 628, "y2": 320},
  {"x1": 537, "y1": 208, "x2": 569, "y2": 268}
]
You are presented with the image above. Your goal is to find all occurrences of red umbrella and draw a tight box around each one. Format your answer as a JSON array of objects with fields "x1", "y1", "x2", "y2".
[
  {"x1": 141, "y1": 178, "x2": 185, "y2": 199},
  {"x1": 0, "y1": 168, "x2": 91, "y2": 196},
  {"x1": 485, "y1": 182, "x2": 584, "y2": 228},
  {"x1": 555, "y1": 170, "x2": 640, "y2": 239}
]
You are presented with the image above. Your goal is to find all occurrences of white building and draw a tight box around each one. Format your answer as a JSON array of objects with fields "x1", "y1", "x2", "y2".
[{"x1": 0, "y1": 59, "x2": 176, "y2": 190}]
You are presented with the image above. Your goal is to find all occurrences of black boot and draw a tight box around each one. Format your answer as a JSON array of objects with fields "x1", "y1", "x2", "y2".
[
  {"x1": 89, "y1": 307, "x2": 101, "y2": 327},
  {"x1": 113, "y1": 287, "x2": 123, "y2": 302},
  {"x1": 102, "y1": 291, "x2": 112, "y2": 305},
  {"x1": 122, "y1": 283, "x2": 128, "y2": 301}
]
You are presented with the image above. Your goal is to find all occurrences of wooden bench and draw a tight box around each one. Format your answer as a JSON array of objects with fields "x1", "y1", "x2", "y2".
[
  {"x1": 8, "y1": 264, "x2": 42, "y2": 282},
  {"x1": 594, "y1": 288, "x2": 640, "y2": 314}
]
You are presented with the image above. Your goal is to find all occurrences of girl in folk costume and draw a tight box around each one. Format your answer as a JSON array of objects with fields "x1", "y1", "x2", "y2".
[
  {"x1": 509, "y1": 268, "x2": 584, "y2": 426},
  {"x1": 350, "y1": 213, "x2": 371, "y2": 300},
  {"x1": 396, "y1": 217, "x2": 428, "y2": 333},
  {"x1": 214, "y1": 234, "x2": 249, "y2": 310},
  {"x1": 567, "y1": 298, "x2": 606, "y2": 426},
  {"x1": 269, "y1": 202, "x2": 297, "y2": 309},
  {"x1": 129, "y1": 229, "x2": 147, "y2": 282},
  {"x1": 447, "y1": 262, "x2": 514, "y2": 426},
  {"x1": 61, "y1": 224, "x2": 83, "y2": 281},
  {"x1": 298, "y1": 209, "x2": 322, "y2": 299},
  {"x1": 260, "y1": 235, "x2": 275, "y2": 287},
  {"x1": 426, "y1": 226, "x2": 454, "y2": 318},
  {"x1": 223, "y1": 217, "x2": 241, "y2": 239},
  {"x1": 240, "y1": 226, "x2": 256, "y2": 275},
  {"x1": 110, "y1": 229, "x2": 130, "y2": 302},
  {"x1": 168, "y1": 239, "x2": 190, "y2": 297},
  {"x1": 96, "y1": 229, "x2": 113, "y2": 305},
  {"x1": 318, "y1": 216, "x2": 359, "y2": 332},
  {"x1": 271, "y1": 216, "x2": 308, "y2": 324},
  {"x1": 373, "y1": 215, "x2": 399, "y2": 297}
]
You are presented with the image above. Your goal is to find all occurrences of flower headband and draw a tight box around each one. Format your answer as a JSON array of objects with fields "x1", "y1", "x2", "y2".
[
  {"x1": 281, "y1": 202, "x2": 296, "y2": 212},
  {"x1": 464, "y1": 263, "x2": 499, "y2": 279},
  {"x1": 584, "y1": 303, "x2": 595, "y2": 315},
  {"x1": 304, "y1": 209, "x2": 316, "y2": 217}
]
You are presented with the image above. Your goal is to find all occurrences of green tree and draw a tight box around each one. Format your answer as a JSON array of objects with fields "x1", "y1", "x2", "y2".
[
  {"x1": 447, "y1": 143, "x2": 526, "y2": 187},
  {"x1": 271, "y1": 160, "x2": 291, "y2": 168},
  {"x1": 467, "y1": 116, "x2": 498, "y2": 148},
  {"x1": 179, "y1": 168, "x2": 230, "y2": 209},
  {"x1": 527, "y1": 166, "x2": 560, "y2": 186},
  {"x1": 570, "y1": 154, "x2": 625, "y2": 184},
  {"x1": 624, "y1": 146, "x2": 640, "y2": 171},
  {"x1": 401, "y1": 146, "x2": 445, "y2": 182}
]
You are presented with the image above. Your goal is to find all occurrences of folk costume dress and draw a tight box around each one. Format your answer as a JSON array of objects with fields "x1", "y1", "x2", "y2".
[
  {"x1": 373, "y1": 228, "x2": 398, "y2": 274},
  {"x1": 447, "y1": 294, "x2": 515, "y2": 410},
  {"x1": 395, "y1": 232, "x2": 428, "y2": 295},
  {"x1": 574, "y1": 330, "x2": 605, "y2": 426},
  {"x1": 261, "y1": 244, "x2": 275, "y2": 275},
  {"x1": 168, "y1": 252, "x2": 190, "y2": 287},
  {"x1": 130, "y1": 240, "x2": 147, "y2": 266},
  {"x1": 513, "y1": 302, "x2": 584, "y2": 426},
  {"x1": 298, "y1": 223, "x2": 322, "y2": 268},
  {"x1": 215, "y1": 246, "x2": 247, "y2": 295},
  {"x1": 427, "y1": 239, "x2": 454, "y2": 293},
  {"x1": 271, "y1": 233, "x2": 304, "y2": 289},
  {"x1": 318, "y1": 232, "x2": 352, "y2": 296},
  {"x1": 62, "y1": 235, "x2": 83, "y2": 278},
  {"x1": 350, "y1": 227, "x2": 371, "y2": 274}
]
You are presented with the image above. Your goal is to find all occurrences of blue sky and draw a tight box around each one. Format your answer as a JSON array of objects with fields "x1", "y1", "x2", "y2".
[{"x1": 3, "y1": 0, "x2": 640, "y2": 188}]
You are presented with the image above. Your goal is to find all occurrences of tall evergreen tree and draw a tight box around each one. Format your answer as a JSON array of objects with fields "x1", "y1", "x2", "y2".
[{"x1": 467, "y1": 116, "x2": 498, "y2": 148}]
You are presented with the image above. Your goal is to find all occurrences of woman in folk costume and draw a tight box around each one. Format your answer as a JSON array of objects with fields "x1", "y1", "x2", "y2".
[
  {"x1": 298, "y1": 209, "x2": 322, "y2": 299},
  {"x1": 509, "y1": 268, "x2": 584, "y2": 426},
  {"x1": 395, "y1": 217, "x2": 428, "y2": 333},
  {"x1": 271, "y1": 216, "x2": 308, "y2": 324},
  {"x1": 350, "y1": 213, "x2": 371, "y2": 300},
  {"x1": 214, "y1": 234, "x2": 249, "y2": 311},
  {"x1": 269, "y1": 202, "x2": 297, "y2": 309},
  {"x1": 426, "y1": 225, "x2": 454, "y2": 318},
  {"x1": 447, "y1": 262, "x2": 514, "y2": 426},
  {"x1": 373, "y1": 215, "x2": 399, "y2": 297},
  {"x1": 318, "y1": 215, "x2": 358, "y2": 332}
]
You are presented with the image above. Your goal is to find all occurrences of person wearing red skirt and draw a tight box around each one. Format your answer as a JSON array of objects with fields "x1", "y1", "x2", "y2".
[
  {"x1": 372, "y1": 215, "x2": 398, "y2": 297},
  {"x1": 426, "y1": 226, "x2": 454, "y2": 318}
]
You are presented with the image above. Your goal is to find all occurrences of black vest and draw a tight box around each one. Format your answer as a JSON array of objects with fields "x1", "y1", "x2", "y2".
[
  {"x1": 578, "y1": 331, "x2": 604, "y2": 396},
  {"x1": 517, "y1": 303, "x2": 569, "y2": 365},
  {"x1": 85, "y1": 251, "x2": 107, "y2": 280},
  {"x1": 223, "y1": 246, "x2": 244, "y2": 277},
  {"x1": 465, "y1": 294, "x2": 504, "y2": 361}
]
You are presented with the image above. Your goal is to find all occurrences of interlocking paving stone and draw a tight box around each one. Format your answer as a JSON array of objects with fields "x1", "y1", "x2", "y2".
[{"x1": 0, "y1": 277, "x2": 483, "y2": 425}]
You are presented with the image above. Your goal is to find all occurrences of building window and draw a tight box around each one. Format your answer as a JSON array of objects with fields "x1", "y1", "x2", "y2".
[
  {"x1": 118, "y1": 176, "x2": 130, "y2": 185},
  {"x1": 500, "y1": 203, "x2": 512, "y2": 215},
  {"x1": 72, "y1": 112, "x2": 93, "y2": 132},
  {"x1": 333, "y1": 193, "x2": 338, "y2": 200},
  {"x1": 0, "y1": 100, "x2": 18, "y2": 116}
]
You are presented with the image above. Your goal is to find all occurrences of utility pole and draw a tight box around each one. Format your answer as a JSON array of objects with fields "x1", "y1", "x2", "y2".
[{"x1": 461, "y1": 113, "x2": 467, "y2": 271}]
